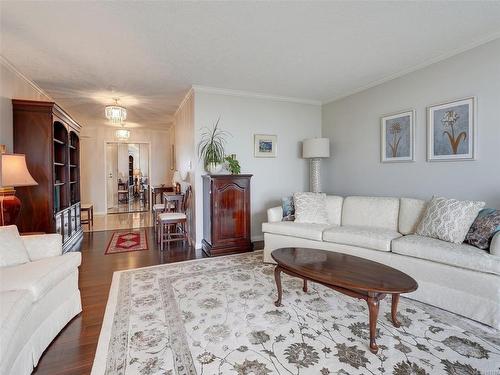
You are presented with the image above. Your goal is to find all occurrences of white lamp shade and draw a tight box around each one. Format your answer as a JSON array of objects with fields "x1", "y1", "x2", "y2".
[
  {"x1": 0, "y1": 154, "x2": 38, "y2": 187},
  {"x1": 302, "y1": 138, "x2": 330, "y2": 158}
]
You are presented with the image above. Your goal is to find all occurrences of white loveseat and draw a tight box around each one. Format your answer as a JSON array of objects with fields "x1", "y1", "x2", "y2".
[
  {"x1": 0, "y1": 227, "x2": 82, "y2": 375},
  {"x1": 262, "y1": 196, "x2": 500, "y2": 329}
]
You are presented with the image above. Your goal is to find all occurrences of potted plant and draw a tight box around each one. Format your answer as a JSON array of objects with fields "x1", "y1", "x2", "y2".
[
  {"x1": 224, "y1": 154, "x2": 241, "y2": 174},
  {"x1": 198, "y1": 117, "x2": 228, "y2": 174}
]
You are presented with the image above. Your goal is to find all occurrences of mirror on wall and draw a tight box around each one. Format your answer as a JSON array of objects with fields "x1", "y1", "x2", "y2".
[{"x1": 106, "y1": 142, "x2": 150, "y2": 213}]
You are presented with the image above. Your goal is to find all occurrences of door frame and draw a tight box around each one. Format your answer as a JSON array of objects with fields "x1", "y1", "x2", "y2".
[{"x1": 103, "y1": 141, "x2": 152, "y2": 212}]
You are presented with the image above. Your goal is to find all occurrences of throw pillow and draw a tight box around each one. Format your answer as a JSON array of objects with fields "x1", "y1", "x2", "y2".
[
  {"x1": 465, "y1": 208, "x2": 500, "y2": 250},
  {"x1": 281, "y1": 196, "x2": 295, "y2": 221},
  {"x1": 293, "y1": 192, "x2": 329, "y2": 224},
  {"x1": 0, "y1": 225, "x2": 30, "y2": 267},
  {"x1": 416, "y1": 196, "x2": 485, "y2": 244}
]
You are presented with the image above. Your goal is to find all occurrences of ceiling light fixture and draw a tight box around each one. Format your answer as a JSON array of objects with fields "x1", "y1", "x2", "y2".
[
  {"x1": 115, "y1": 123, "x2": 130, "y2": 141},
  {"x1": 105, "y1": 98, "x2": 127, "y2": 124}
]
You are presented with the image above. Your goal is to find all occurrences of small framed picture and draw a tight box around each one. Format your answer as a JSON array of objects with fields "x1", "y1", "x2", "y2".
[
  {"x1": 254, "y1": 134, "x2": 277, "y2": 157},
  {"x1": 427, "y1": 97, "x2": 476, "y2": 161},
  {"x1": 381, "y1": 109, "x2": 415, "y2": 163}
]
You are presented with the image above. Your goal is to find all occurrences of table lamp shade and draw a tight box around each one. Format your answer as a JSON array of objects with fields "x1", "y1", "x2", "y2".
[
  {"x1": 302, "y1": 138, "x2": 330, "y2": 158},
  {"x1": 0, "y1": 154, "x2": 37, "y2": 187}
]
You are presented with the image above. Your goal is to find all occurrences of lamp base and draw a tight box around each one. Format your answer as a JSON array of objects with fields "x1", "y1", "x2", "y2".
[
  {"x1": 0, "y1": 191, "x2": 21, "y2": 226},
  {"x1": 310, "y1": 158, "x2": 322, "y2": 193}
]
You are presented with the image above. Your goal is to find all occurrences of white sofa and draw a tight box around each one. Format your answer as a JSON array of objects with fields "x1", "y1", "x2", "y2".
[
  {"x1": 262, "y1": 196, "x2": 500, "y2": 330},
  {"x1": 0, "y1": 227, "x2": 82, "y2": 375}
]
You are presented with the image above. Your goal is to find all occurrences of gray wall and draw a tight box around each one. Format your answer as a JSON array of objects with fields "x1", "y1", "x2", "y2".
[{"x1": 322, "y1": 39, "x2": 500, "y2": 208}]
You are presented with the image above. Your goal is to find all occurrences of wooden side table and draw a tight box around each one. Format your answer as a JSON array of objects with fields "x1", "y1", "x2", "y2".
[
  {"x1": 81, "y1": 204, "x2": 94, "y2": 228},
  {"x1": 151, "y1": 185, "x2": 174, "y2": 208}
]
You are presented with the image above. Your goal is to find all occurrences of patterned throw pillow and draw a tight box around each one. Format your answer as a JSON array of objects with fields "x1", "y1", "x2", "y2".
[
  {"x1": 416, "y1": 196, "x2": 485, "y2": 244},
  {"x1": 293, "y1": 192, "x2": 329, "y2": 224},
  {"x1": 281, "y1": 196, "x2": 295, "y2": 221},
  {"x1": 465, "y1": 208, "x2": 500, "y2": 250}
]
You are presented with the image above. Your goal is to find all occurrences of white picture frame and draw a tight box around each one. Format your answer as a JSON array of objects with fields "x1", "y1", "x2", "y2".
[
  {"x1": 380, "y1": 109, "x2": 415, "y2": 163},
  {"x1": 254, "y1": 134, "x2": 277, "y2": 158},
  {"x1": 427, "y1": 96, "x2": 476, "y2": 161}
]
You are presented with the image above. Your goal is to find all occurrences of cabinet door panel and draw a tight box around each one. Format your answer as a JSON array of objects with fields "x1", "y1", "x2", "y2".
[
  {"x1": 213, "y1": 180, "x2": 248, "y2": 242},
  {"x1": 55, "y1": 213, "x2": 63, "y2": 236},
  {"x1": 63, "y1": 209, "x2": 70, "y2": 240}
]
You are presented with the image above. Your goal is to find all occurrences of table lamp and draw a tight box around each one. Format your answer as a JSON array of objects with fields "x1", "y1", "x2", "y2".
[
  {"x1": 302, "y1": 138, "x2": 330, "y2": 193},
  {"x1": 0, "y1": 152, "x2": 38, "y2": 226}
]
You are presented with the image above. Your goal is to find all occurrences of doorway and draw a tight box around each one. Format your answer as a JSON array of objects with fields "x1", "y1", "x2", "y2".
[{"x1": 105, "y1": 142, "x2": 151, "y2": 214}]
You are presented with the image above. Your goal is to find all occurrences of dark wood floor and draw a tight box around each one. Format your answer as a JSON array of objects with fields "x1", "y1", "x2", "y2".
[{"x1": 32, "y1": 227, "x2": 206, "y2": 375}]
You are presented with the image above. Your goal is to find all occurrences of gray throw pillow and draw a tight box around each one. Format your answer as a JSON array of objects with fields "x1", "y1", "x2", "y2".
[
  {"x1": 416, "y1": 196, "x2": 485, "y2": 244},
  {"x1": 465, "y1": 208, "x2": 500, "y2": 250},
  {"x1": 281, "y1": 196, "x2": 295, "y2": 221}
]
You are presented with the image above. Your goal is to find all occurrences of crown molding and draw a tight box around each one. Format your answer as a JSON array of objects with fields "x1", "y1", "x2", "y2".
[
  {"x1": 323, "y1": 32, "x2": 500, "y2": 105},
  {"x1": 174, "y1": 87, "x2": 195, "y2": 117},
  {"x1": 0, "y1": 55, "x2": 52, "y2": 100},
  {"x1": 192, "y1": 85, "x2": 321, "y2": 106}
]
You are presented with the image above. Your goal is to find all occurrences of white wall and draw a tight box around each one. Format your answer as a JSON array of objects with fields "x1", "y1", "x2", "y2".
[
  {"x1": 174, "y1": 90, "x2": 196, "y2": 243},
  {"x1": 193, "y1": 89, "x2": 322, "y2": 247},
  {"x1": 0, "y1": 58, "x2": 50, "y2": 151},
  {"x1": 322, "y1": 39, "x2": 500, "y2": 208},
  {"x1": 81, "y1": 126, "x2": 173, "y2": 213}
]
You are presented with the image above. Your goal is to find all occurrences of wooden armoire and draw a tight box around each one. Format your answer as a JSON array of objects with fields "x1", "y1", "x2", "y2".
[
  {"x1": 202, "y1": 174, "x2": 253, "y2": 256},
  {"x1": 13, "y1": 99, "x2": 83, "y2": 252}
]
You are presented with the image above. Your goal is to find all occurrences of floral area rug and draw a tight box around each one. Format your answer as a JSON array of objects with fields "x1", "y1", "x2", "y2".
[
  {"x1": 105, "y1": 230, "x2": 148, "y2": 255},
  {"x1": 92, "y1": 252, "x2": 500, "y2": 375}
]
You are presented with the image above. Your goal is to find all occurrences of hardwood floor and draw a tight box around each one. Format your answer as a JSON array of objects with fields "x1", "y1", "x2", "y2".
[{"x1": 32, "y1": 228, "x2": 205, "y2": 375}]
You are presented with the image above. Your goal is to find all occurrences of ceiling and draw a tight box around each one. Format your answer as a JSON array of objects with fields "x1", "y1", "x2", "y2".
[{"x1": 1, "y1": 1, "x2": 500, "y2": 130}]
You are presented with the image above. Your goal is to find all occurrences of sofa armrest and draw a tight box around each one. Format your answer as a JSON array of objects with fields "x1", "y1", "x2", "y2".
[
  {"x1": 267, "y1": 206, "x2": 283, "y2": 223},
  {"x1": 491, "y1": 232, "x2": 500, "y2": 256},
  {"x1": 21, "y1": 234, "x2": 63, "y2": 261}
]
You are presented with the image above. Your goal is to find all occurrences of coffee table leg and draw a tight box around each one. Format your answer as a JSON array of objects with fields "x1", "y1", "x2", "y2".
[
  {"x1": 391, "y1": 293, "x2": 401, "y2": 328},
  {"x1": 303, "y1": 279, "x2": 308, "y2": 293},
  {"x1": 274, "y1": 266, "x2": 283, "y2": 307},
  {"x1": 367, "y1": 296, "x2": 380, "y2": 354}
]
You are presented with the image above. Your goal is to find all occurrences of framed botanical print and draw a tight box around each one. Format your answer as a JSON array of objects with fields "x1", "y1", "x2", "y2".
[
  {"x1": 381, "y1": 109, "x2": 415, "y2": 163},
  {"x1": 254, "y1": 134, "x2": 277, "y2": 157},
  {"x1": 427, "y1": 97, "x2": 476, "y2": 161}
]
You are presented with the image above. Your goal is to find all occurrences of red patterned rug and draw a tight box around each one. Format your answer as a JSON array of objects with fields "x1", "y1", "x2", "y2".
[{"x1": 105, "y1": 230, "x2": 148, "y2": 255}]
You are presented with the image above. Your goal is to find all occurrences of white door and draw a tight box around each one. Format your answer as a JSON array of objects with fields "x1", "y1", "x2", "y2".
[{"x1": 106, "y1": 143, "x2": 118, "y2": 209}]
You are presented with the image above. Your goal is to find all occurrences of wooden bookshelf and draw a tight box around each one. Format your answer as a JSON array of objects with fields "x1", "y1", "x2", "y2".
[{"x1": 13, "y1": 99, "x2": 83, "y2": 252}]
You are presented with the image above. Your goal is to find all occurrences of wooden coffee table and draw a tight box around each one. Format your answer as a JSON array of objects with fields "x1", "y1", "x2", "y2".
[{"x1": 271, "y1": 247, "x2": 418, "y2": 354}]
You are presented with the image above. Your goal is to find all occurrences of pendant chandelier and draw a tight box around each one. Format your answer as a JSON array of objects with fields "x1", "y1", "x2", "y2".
[{"x1": 105, "y1": 98, "x2": 127, "y2": 124}]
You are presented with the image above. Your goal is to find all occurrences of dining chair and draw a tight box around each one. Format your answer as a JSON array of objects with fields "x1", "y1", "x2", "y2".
[
  {"x1": 158, "y1": 186, "x2": 191, "y2": 250},
  {"x1": 152, "y1": 193, "x2": 176, "y2": 235}
]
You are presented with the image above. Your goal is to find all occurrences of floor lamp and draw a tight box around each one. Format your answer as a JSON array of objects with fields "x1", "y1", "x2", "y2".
[
  {"x1": 302, "y1": 138, "x2": 330, "y2": 193},
  {"x1": 0, "y1": 152, "x2": 38, "y2": 226}
]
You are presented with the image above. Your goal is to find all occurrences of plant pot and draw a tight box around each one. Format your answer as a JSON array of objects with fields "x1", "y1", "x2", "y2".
[{"x1": 207, "y1": 163, "x2": 223, "y2": 174}]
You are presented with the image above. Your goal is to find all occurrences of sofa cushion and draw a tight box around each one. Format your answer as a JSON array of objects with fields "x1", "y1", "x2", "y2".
[
  {"x1": 0, "y1": 252, "x2": 81, "y2": 301},
  {"x1": 416, "y1": 196, "x2": 485, "y2": 244},
  {"x1": 0, "y1": 290, "x2": 33, "y2": 363},
  {"x1": 325, "y1": 195, "x2": 343, "y2": 225},
  {"x1": 341, "y1": 196, "x2": 400, "y2": 230},
  {"x1": 392, "y1": 235, "x2": 500, "y2": 276},
  {"x1": 262, "y1": 221, "x2": 331, "y2": 241},
  {"x1": 294, "y1": 192, "x2": 329, "y2": 224},
  {"x1": 0, "y1": 225, "x2": 30, "y2": 267},
  {"x1": 399, "y1": 198, "x2": 427, "y2": 235},
  {"x1": 21, "y1": 233, "x2": 63, "y2": 261},
  {"x1": 323, "y1": 225, "x2": 402, "y2": 252}
]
